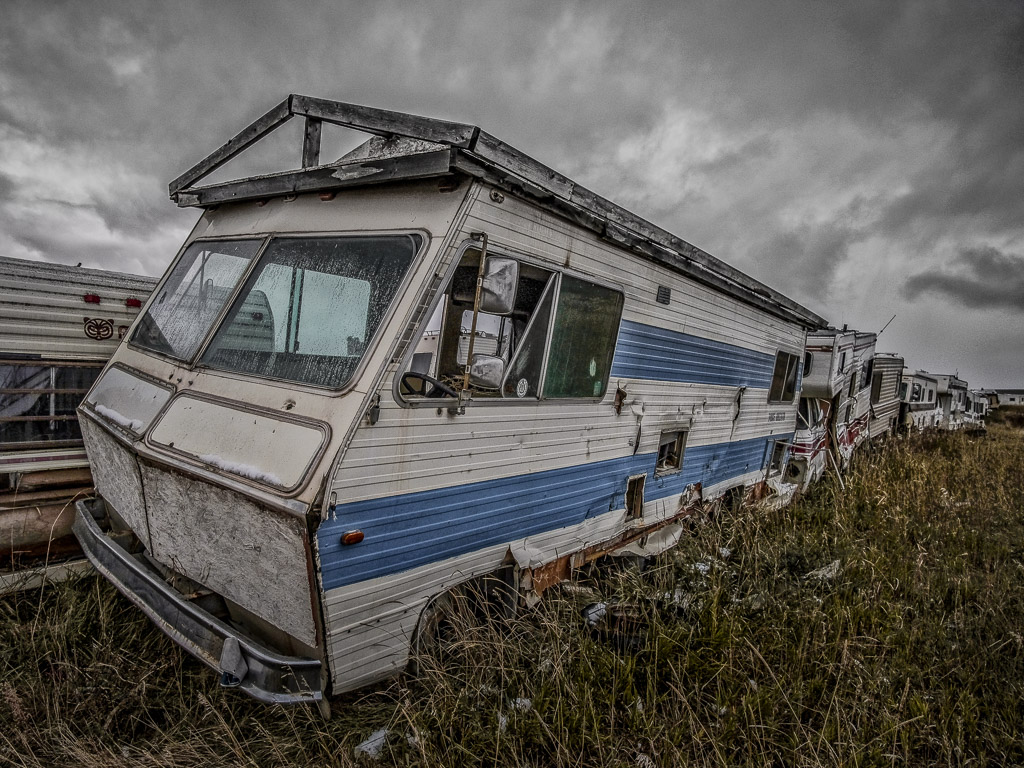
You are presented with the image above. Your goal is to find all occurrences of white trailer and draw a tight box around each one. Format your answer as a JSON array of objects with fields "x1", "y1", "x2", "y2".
[
  {"x1": 899, "y1": 369, "x2": 942, "y2": 431},
  {"x1": 785, "y1": 327, "x2": 876, "y2": 491},
  {"x1": 72, "y1": 95, "x2": 825, "y2": 707},
  {"x1": 867, "y1": 353, "x2": 905, "y2": 440},
  {"x1": 933, "y1": 374, "x2": 969, "y2": 430},
  {"x1": 1, "y1": 256, "x2": 155, "y2": 588}
]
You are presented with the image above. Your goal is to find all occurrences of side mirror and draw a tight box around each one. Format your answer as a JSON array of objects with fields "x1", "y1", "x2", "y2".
[
  {"x1": 468, "y1": 354, "x2": 505, "y2": 390},
  {"x1": 478, "y1": 257, "x2": 518, "y2": 315}
]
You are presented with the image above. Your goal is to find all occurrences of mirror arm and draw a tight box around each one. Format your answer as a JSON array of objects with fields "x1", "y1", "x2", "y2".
[{"x1": 462, "y1": 231, "x2": 489, "y2": 393}]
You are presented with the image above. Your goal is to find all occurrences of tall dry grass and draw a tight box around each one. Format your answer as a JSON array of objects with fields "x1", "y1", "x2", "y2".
[{"x1": 2, "y1": 424, "x2": 1022, "y2": 766}]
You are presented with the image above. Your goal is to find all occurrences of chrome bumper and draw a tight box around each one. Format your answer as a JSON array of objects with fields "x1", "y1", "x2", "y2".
[{"x1": 73, "y1": 499, "x2": 323, "y2": 705}]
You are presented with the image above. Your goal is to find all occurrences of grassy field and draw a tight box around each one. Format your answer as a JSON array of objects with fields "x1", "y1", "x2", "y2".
[{"x1": 2, "y1": 417, "x2": 1023, "y2": 767}]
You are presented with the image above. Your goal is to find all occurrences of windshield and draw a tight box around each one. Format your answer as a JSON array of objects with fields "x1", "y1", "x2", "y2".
[
  {"x1": 200, "y1": 234, "x2": 421, "y2": 388},
  {"x1": 132, "y1": 239, "x2": 263, "y2": 360}
]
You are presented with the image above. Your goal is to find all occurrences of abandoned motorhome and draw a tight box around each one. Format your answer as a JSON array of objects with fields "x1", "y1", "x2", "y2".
[
  {"x1": 71, "y1": 95, "x2": 826, "y2": 705},
  {"x1": 1, "y1": 256, "x2": 155, "y2": 590},
  {"x1": 784, "y1": 328, "x2": 876, "y2": 492},
  {"x1": 899, "y1": 369, "x2": 942, "y2": 431}
]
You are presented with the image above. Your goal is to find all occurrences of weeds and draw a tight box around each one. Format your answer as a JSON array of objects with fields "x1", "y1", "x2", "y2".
[{"x1": 2, "y1": 426, "x2": 1022, "y2": 766}]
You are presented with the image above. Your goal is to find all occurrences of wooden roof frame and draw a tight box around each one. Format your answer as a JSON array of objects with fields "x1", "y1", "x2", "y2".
[{"x1": 168, "y1": 94, "x2": 826, "y2": 328}]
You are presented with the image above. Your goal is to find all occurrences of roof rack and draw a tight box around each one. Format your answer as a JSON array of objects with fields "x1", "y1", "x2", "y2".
[{"x1": 169, "y1": 94, "x2": 826, "y2": 329}]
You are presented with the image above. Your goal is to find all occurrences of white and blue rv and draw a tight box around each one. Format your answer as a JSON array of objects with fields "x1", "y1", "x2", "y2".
[{"x1": 73, "y1": 96, "x2": 826, "y2": 707}]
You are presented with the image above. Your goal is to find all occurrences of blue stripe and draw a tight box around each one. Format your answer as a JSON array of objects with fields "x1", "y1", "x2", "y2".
[
  {"x1": 318, "y1": 432, "x2": 791, "y2": 591},
  {"x1": 610, "y1": 320, "x2": 776, "y2": 388}
]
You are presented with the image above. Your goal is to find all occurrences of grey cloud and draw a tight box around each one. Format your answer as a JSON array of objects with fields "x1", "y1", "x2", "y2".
[
  {"x1": 0, "y1": 172, "x2": 16, "y2": 202},
  {"x1": 757, "y1": 221, "x2": 864, "y2": 303},
  {"x1": 2, "y1": 0, "x2": 1024, "y2": 385},
  {"x1": 903, "y1": 246, "x2": 1024, "y2": 312}
]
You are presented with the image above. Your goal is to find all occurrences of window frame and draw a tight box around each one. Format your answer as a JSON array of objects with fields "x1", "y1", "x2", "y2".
[
  {"x1": 767, "y1": 350, "x2": 800, "y2": 404},
  {"x1": 0, "y1": 357, "x2": 105, "y2": 451},
  {"x1": 394, "y1": 239, "x2": 626, "y2": 408},
  {"x1": 655, "y1": 428, "x2": 688, "y2": 477},
  {"x1": 130, "y1": 229, "x2": 429, "y2": 397}
]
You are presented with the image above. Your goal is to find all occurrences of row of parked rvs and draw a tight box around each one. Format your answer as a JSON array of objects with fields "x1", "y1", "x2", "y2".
[{"x1": 0, "y1": 96, "x2": 1001, "y2": 708}]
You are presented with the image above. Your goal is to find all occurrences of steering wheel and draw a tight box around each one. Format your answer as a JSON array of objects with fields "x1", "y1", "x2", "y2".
[{"x1": 400, "y1": 372, "x2": 458, "y2": 399}]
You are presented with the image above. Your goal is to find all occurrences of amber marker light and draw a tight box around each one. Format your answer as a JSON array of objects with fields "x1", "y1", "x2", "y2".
[{"x1": 340, "y1": 530, "x2": 365, "y2": 546}]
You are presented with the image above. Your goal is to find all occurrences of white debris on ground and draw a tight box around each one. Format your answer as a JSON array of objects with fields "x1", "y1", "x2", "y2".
[
  {"x1": 691, "y1": 561, "x2": 711, "y2": 576},
  {"x1": 94, "y1": 404, "x2": 144, "y2": 432},
  {"x1": 198, "y1": 453, "x2": 283, "y2": 486},
  {"x1": 353, "y1": 728, "x2": 389, "y2": 759},
  {"x1": 558, "y1": 582, "x2": 599, "y2": 598},
  {"x1": 497, "y1": 697, "x2": 533, "y2": 733},
  {"x1": 804, "y1": 559, "x2": 841, "y2": 581},
  {"x1": 661, "y1": 588, "x2": 699, "y2": 611},
  {"x1": 582, "y1": 602, "x2": 607, "y2": 627},
  {"x1": 636, "y1": 752, "x2": 657, "y2": 768},
  {"x1": 719, "y1": 546, "x2": 732, "y2": 559}
]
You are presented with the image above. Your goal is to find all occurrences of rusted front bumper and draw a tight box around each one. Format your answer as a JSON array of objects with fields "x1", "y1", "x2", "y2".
[{"x1": 73, "y1": 498, "x2": 323, "y2": 705}]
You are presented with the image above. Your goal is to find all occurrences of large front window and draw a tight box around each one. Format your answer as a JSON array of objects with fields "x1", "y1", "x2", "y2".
[
  {"x1": 132, "y1": 239, "x2": 263, "y2": 361},
  {"x1": 132, "y1": 234, "x2": 421, "y2": 389},
  {"x1": 201, "y1": 235, "x2": 420, "y2": 388}
]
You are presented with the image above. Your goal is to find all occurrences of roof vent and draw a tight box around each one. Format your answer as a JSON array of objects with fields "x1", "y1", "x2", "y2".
[{"x1": 656, "y1": 285, "x2": 671, "y2": 305}]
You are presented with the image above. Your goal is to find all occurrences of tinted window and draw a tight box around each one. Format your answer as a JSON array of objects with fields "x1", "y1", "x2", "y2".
[
  {"x1": 543, "y1": 276, "x2": 624, "y2": 399},
  {"x1": 768, "y1": 351, "x2": 799, "y2": 403}
]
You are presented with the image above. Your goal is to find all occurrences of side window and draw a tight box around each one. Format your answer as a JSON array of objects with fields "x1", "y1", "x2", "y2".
[
  {"x1": 860, "y1": 358, "x2": 873, "y2": 392},
  {"x1": 400, "y1": 245, "x2": 623, "y2": 403},
  {"x1": 543, "y1": 276, "x2": 624, "y2": 399},
  {"x1": 0, "y1": 361, "x2": 102, "y2": 448},
  {"x1": 803, "y1": 351, "x2": 812, "y2": 377},
  {"x1": 797, "y1": 397, "x2": 819, "y2": 430},
  {"x1": 870, "y1": 370, "x2": 884, "y2": 404},
  {"x1": 656, "y1": 430, "x2": 687, "y2": 475},
  {"x1": 502, "y1": 282, "x2": 555, "y2": 399},
  {"x1": 768, "y1": 351, "x2": 799, "y2": 403}
]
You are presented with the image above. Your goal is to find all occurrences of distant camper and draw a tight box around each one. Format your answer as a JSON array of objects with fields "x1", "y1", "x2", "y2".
[
  {"x1": 72, "y1": 95, "x2": 825, "y2": 707},
  {"x1": 932, "y1": 374, "x2": 969, "y2": 430},
  {"x1": 899, "y1": 369, "x2": 941, "y2": 431},
  {"x1": 0, "y1": 256, "x2": 155, "y2": 589},
  {"x1": 785, "y1": 327, "x2": 876, "y2": 491}
]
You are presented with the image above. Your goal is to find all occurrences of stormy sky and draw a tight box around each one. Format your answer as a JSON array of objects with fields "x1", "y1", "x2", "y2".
[{"x1": 2, "y1": 0, "x2": 1022, "y2": 386}]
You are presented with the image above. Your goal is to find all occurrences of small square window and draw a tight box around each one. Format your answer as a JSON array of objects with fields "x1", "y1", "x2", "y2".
[{"x1": 656, "y1": 430, "x2": 687, "y2": 475}]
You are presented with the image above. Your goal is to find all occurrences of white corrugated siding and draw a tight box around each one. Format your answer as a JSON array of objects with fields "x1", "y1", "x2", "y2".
[{"x1": 0, "y1": 256, "x2": 156, "y2": 359}]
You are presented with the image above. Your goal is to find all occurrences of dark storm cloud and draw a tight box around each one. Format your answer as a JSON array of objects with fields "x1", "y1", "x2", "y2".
[
  {"x1": 1, "y1": 0, "x2": 1022, "y2": 384},
  {"x1": 903, "y1": 246, "x2": 1024, "y2": 313}
]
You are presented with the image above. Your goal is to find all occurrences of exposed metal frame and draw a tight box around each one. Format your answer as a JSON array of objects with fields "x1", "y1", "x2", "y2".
[{"x1": 168, "y1": 94, "x2": 826, "y2": 330}]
